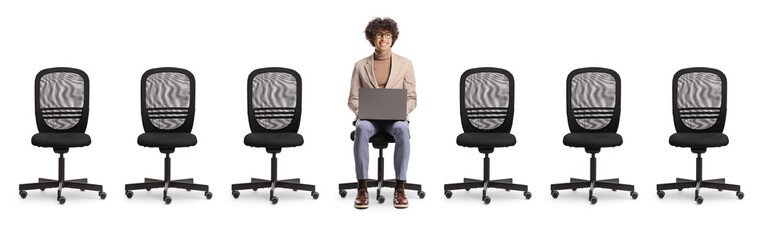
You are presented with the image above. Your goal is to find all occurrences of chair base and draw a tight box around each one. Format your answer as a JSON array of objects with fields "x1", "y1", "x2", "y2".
[
  {"x1": 443, "y1": 151, "x2": 530, "y2": 204},
  {"x1": 232, "y1": 178, "x2": 318, "y2": 204},
  {"x1": 232, "y1": 152, "x2": 318, "y2": 204},
  {"x1": 657, "y1": 178, "x2": 743, "y2": 204},
  {"x1": 551, "y1": 178, "x2": 636, "y2": 204},
  {"x1": 19, "y1": 153, "x2": 105, "y2": 204},
  {"x1": 551, "y1": 152, "x2": 637, "y2": 204},
  {"x1": 444, "y1": 177, "x2": 530, "y2": 204},
  {"x1": 124, "y1": 153, "x2": 211, "y2": 204},
  {"x1": 19, "y1": 178, "x2": 105, "y2": 204},
  {"x1": 125, "y1": 178, "x2": 211, "y2": 204},
  {"x1": 657, "y1": 152, "x2": 744, "y2": 204}
]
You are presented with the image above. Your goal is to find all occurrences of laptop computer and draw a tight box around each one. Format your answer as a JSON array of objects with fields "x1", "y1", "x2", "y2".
[{"x1": 359, "y1": 88, "x2": 407, "y2": 121}]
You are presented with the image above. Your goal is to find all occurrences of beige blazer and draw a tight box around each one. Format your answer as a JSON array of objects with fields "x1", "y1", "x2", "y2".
[{"x1": 348, "y1": 52, "x2": 417, "y2": 122}]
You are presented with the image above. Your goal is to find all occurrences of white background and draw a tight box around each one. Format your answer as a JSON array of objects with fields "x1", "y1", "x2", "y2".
[{"x1": 1, "y1": 0, "x2": 761, "y2": 239}]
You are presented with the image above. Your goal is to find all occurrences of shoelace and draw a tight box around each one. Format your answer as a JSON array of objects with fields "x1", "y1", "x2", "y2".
[
  {"x1": 395, "y1": 189, "x2": 407, "y2": 201},
  {"x1": 357, "y1": 189, "x2": 368, "y2": 202}
]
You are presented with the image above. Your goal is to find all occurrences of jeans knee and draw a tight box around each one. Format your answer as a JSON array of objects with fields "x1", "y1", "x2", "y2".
[
  {"x1": 391, "y1": 121, "x2": 410, "y2": 138},
  {"x1": 355, "y1": 120, "x2": 375, "y2": 138}
]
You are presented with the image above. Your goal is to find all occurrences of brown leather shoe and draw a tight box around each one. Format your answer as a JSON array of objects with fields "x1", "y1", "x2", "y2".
[
  {"x1": 354, "y1": 188, "x2": 369, "y2": 209},
  {"x1": 394, "y1": 188, "x2": 409, "y2": 208}
]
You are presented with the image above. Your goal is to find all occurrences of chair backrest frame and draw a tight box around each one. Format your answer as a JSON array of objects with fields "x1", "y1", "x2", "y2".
[
  {"x1": 35, "y1": 67, "x2": 90, "y2": 133},
  {"x1": 672, "y1": 67, "x2": 726, "y2": 133},
  {"x1": 247, "y1": 67, "x2": 302, "y2": 133},
  {"x1": 566, "y1": 67, "x2": 621, "y2": 133},
  {"x1": 459, "y1": 67, "x2": 514, "y2": 133},
  {"x1": 140, "y1": 67, "x2": 196, "y2": 133}
]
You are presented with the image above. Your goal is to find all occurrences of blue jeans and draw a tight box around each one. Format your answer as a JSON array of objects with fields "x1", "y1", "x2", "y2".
[{"x1": 354, "y1": 120, "x2": 410, "y2": 180}]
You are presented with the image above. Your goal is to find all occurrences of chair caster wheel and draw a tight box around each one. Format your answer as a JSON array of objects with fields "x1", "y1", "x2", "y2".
[
  {"x1": 444, "y1": 190, "x2": 453, "y2": 199},
  {"x1": 125, "y1": 190, "x2": 134, "y2": 199},
  {"x1": 482, "y1": 196, "x2": 491, "y2": 204},
  {"x1": 186, "y1": 189, "x2": 191, "y2": 192},
  {"x1": 612, "y1": 189, "x2": 616, "y2": 192},
  {"x1": 630, "y1": 191, "x2": 638, "y2": 200},
  {"x1": 40, "y1": 188, "x2": 45, "y2": 191},
  {"x1": 293, "y1": 189, "x2": 298, "y2": 192},
  {"x1": 146, "y1": 188, "x2": 151, "y2": 191},
  {"x1": 81, "y1": 189, "x2": 85, "y2": 192},
  {"x1": 572, "y1": 188, "x2": 577, "y2": 191},
  {"x1": 589, "y1": 196, "x2": 597, "y2": 205},
  {"x1": 417, "y1": 191, "x2": 426, "y2": 199},
  {"x1": 270, "y1": 196, "x2": 279, "y2": 204},
  {"x1": 695, "y1": 196, "x2": 704, "y2": 204},
  {"x1": 737, "y1": 191, "x2": 744, "y2": 199},
  {"x1": 678, "y1": 188, "x2": 682, "y2": 191},
  {"x1": 657, "y1": 190, "x2": 665, "y2": 199},
  {"x1": 377, "y1": 195, "x2": 385, "y2": 204},
  {"x1": 164, "y1": 196, "x2": 173, "y2": 204},
  {"x1": 551, "y1": 190, "x2": 559, "y2": 199},
  {"x1": 99, "y1": 191, "x2": 107, "y2": 200},
  {"x1": 465, "y1": 188, "x2": 470, "y2": 191},
  {"x1": 718, "y1": 189, "x2": 723, "y2": 192},
  {"x1": 204, "y1": 191, "x2": 213, "y2": 200},
  {"x1": 19, "y1": 190, "x2": 27, "y2": 199},
  {"x1": 57, "y1": 196, "x2": 66, "y2": 204},
  {"x1": 339, "y1": 189, "x2": 347, "y2": 198},
  {"x1": 232, "y1": 190, "x2": 240, "y2": 199},
  {"x1": 311, "y1": 191, "x2": 320, "y2": 199},
  {"x1": 524, "y1": 191, "x2": 532, "y2": 199}
]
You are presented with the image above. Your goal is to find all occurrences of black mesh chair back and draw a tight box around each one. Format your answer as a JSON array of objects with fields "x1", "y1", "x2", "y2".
[
  {"x1": 460, "y1": 67, "x2": 513, "y2": 133},
  {"x1": 567, "y1": 67, "x2": 621, "y2": 133},
  {"x1": 141, "y1": 67, "x2": 195, "y2": 133},
  {"x1": 35, "y1": 67, "x2": 89, "y2": 133},
  {"x1": 673, "y1": 67, "x2": 726, "y2": 133},
  {"x1": 248, "y1": 67, "x2": 301, "y2": 133}
]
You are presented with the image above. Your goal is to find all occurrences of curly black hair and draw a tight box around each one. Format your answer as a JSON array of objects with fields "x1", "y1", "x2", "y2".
[{"x1": 364, "y1": 17, "x2": 399, "y2": 47}]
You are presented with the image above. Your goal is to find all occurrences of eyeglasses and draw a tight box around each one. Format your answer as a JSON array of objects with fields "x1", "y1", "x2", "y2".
[{"x1": 375, "y1": 32, "x2": 393, "y2": 39}]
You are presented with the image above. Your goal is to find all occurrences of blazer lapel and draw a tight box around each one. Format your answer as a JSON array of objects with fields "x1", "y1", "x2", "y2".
[
  {"x1": 386, "y1": 53, "x2": 403, "y2": 88},
  {"x1": 363, "y1": 55, "x2": 379, "y2": 88}
]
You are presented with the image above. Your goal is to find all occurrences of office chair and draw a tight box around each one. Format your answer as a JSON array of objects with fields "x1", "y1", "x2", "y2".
[
  {"x1": 19, "y1": 67, "x2": 106, "y2": 204},
  {"x1": 656, "y1": 67, "x2": 743, "y2": 204},
  {"x1": 443, "y1": 67, "x2": 531, "y2": 204},
  {"x1": 124, "y1": 67, "x2": 211, "y2": 204},
  {"x1": 231, "y1": 67, "x2": 318, "y2": 204},
  {"x1": 550, "y1": 67, "x2": 637, "y2": 204},
  {"x1": 338, "y1": 132, "x2": 425, "y2": 203}
]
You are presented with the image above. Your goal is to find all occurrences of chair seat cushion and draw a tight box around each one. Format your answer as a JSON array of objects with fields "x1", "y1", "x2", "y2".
[
  {"x1": 32, "y1": 133, "x2": 91, "y2": 148},
  {"x1": 669, "y1": 132, "x2": 728, "y2": 148},
  {"x1": 245, "y1": 132, "x2": 304, "y2": 148},
  {"x1": 349, "y1": 131, "x2": 395, "y2": 143},
  {"x1": 456, "y1": 132, "x2": 516, "y2": 148},
  {"x1": 138, "y1": 133, "x2": 197, "y2": 148},
  {"x1": 563, "y1": 133, "x2": 622, "y2": 148}
]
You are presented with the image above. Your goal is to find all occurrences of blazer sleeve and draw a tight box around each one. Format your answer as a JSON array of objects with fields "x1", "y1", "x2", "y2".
[
  {"x1": 348, "y1": 64, "x2": 361, "y2": 117},
  {"x1": 404, "y1": 60, "x2": 417, "y2": 116}
]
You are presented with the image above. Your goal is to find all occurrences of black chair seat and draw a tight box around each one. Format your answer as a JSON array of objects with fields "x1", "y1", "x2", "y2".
[
  {"x1": 138, "y1": 133, "x2": 197, "y2": 148},
  {"x1": 349, "y1": 131, "x2": 395, "y2": 143},
  {"x1": 245, "y1": 132, "x2": 304, "y2": 148},
  {"x1": 563, "y1": 132, "x2": 622, "y2": 148},
  {"x1": 669, "y1": 132, "x2": 728, "y2": 148},
  {"x1": 32, "y1": 132, "x2": 91, "y2": 148},
  {"x1": 456, "y1": 132, "x2": 516, "y2": 148}
]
